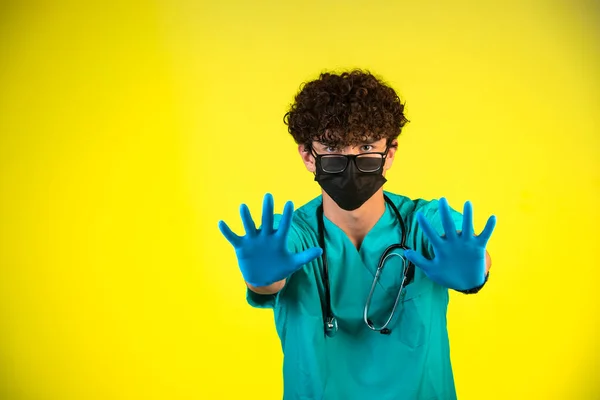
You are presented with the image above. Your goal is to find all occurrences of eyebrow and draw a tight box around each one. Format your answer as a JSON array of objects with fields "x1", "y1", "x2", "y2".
[
  {"x1": 314, "y1": 138, "x2": 380, "y2": 149},
  {"x1": 317, "y1": 137, "x2": 377, "y2": 144},
  {"x1": 315, "y1": 141, "x2": 339, "y2": 148}
]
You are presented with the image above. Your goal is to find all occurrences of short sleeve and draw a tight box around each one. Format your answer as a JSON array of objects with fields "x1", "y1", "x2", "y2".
[
  {"x1": 418, "y1": 199, "x2": 464, "y2": 259},
  {"x1": 245, "y1": 213, "x2": 300, "y2": 309},
  {"x1": 246, "y1": 287, "x2": 280, "y2": 309}
]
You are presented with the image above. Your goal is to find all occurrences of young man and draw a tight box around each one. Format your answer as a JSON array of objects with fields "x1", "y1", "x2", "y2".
[{"x1": 218, "y1": 70, "x2": 496, "y2": 400}]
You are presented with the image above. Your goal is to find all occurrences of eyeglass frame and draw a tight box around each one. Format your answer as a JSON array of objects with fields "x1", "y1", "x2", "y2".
[{"x1": 308, "y1": 143, "x2": 391, "y2": 174}]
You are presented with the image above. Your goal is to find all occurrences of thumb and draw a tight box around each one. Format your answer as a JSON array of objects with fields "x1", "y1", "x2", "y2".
[
  {"x1": 292, "y1": 247, "x2": 323, "y2": 268},
  {"x1": 403, "y1": 249, "x2": 433, "y2": 272}
]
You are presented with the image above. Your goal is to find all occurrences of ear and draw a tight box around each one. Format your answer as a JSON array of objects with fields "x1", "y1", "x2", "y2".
[
  {"x1": 383, "y1": 139, "x2": 398, "y2": 172},
  {"x1": 298, "y1": 144, "x2": 316, "y2": 173}
]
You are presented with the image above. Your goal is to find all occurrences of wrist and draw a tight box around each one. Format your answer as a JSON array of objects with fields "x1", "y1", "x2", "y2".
[
  {"x1": 247, "y1": 279, "x2": 286, "y2": 295},
  {"x1": 457, "y1": 271, "x2": 489, "y2": 294}
]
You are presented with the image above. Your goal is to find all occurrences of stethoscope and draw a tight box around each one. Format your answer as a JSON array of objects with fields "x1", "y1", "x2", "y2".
[{"x1": 316, "y1": 194, "x2": 415, "y2": 337}]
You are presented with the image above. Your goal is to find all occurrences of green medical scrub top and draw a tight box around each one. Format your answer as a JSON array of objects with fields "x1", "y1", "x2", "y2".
[{"x1": 247, "y1": 191, "x2": 464, "y2": 400}]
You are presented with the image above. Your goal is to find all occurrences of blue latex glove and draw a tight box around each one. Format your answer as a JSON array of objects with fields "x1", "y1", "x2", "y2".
[
  {"x1": 218, "y1": 193, "x2": 323, "y2": 288},
  {"x1": 404, "y1": 198, "x2": 497, "y2": 291}
]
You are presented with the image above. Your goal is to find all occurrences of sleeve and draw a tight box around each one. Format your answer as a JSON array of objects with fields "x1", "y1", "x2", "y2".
[
  {"x1": 245, "y1": 213, "x2": 300, "y2": 309},
  {"x1": 246, "y1": 287, "x2": 280, "y2": 309}
]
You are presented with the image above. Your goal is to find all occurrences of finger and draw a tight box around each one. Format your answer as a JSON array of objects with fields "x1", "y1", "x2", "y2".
[
  {"x1": 462, "y1": 200, "x2": 474, "y2": 239},
  {"x1": 261, "y1": 193, "x2": 275, "y2": 234},
  {"x1": 439, "y1": 198, "x2": 458, "y2": 240},
  {"x1": 275, "y1": 200, "x2": 294, "y2": 239},
  {"x1": 218, "y1": 220, "x2": 243, "y2": 248},
  {"x1": 292, "y1": 247, "x2": 323, "y2": 268},
  {"x1": 416, "y1": 212, "x2": 444, "y2": 249},
  {"x1": 477, "y1": 215, "x2": 497, "y2": 245},
  {"x1": 239, "y1": 204, "x2": 257, "y2": 236},
  {"x1": 403, "y1": 249, "x2": 434, "y2": 272}
]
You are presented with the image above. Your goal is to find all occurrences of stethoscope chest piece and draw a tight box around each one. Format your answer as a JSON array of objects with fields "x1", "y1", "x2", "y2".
[{"x1": 324, "y1": 316, "x2": 338, "y2": 337}]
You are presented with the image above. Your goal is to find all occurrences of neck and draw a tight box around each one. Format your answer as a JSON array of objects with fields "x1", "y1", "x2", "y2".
[{"x1": 322, "y1": 189, "x2": 386, "y2": 249}]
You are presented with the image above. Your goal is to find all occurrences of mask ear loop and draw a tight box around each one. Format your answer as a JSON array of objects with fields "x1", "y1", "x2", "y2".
[
  {"x1": 383, "y1": 138, "x2": 400, "y2": 169},
  {"x1": 304, "y1": 143, "x2": 321, "y2": 177},
  {"x1": 308, "y1": 145, "x2": 319, "y2": 177},
  {"x1": 377, "y1": 144, "x2": 391, "y2": 172}
]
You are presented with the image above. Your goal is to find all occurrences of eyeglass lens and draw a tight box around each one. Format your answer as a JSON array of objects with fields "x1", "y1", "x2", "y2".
[{"x1": 320, "y1": 153, "x2": 383, "y2": 173}]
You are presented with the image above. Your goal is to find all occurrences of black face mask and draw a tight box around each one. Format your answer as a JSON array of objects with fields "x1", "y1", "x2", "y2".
[{"x1": 313, "y1": 155, "x2": 387, "y2": 211}]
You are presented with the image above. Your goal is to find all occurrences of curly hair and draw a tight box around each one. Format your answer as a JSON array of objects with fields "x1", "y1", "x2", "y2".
[{"x1": 283, "y1": 69, "x2": 409, "y2": 149}]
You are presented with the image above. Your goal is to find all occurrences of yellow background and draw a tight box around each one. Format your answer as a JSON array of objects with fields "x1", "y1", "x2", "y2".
[{"x1": 0, "y1": 0, "x2": 598, "y2": 399}]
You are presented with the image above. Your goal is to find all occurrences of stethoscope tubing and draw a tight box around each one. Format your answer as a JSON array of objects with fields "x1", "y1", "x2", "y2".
[{"x1": 317, "y1": 194, "x2": 415, "y2": 336}]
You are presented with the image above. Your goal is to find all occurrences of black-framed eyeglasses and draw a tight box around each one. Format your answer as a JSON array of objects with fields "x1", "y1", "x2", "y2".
[{"x1": 310, "y1": 146, "x2": 390, "y2": 174}]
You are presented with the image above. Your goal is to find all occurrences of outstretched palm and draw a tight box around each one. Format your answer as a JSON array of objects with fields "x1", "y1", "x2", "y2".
[
  {"x1": 218, "y1": 193, "x2": 323, "y2": 287},
  {"x1": 404, "y1": 198, "x2": 496, "y2": 291}
]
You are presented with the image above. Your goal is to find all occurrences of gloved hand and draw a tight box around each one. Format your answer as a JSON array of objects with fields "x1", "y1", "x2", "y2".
[
  {"x1": 218, "y1": 193, "x2": 323, "y2": 288},
  {"x1": 404, "y1": 198, "x2": 496, "y2": 291}
]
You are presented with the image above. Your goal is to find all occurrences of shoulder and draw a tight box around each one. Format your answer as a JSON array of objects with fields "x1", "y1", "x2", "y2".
[
  {"x1": 270, "y1": 195, "x2": 321, "y2": 227},
  {"x1": 293, "y1": 195, "x2": 322, "y2": 228},
  {"x1": 383, "y1": 191, "x2": 463, "y2": 242},
  {"x1": 270, "y1": 194, "x2": 322, "y2": 248},
  {"x1": 383, "y1": 190, "x2": 443, "y2": 217}
]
